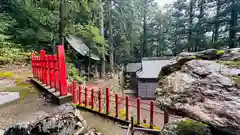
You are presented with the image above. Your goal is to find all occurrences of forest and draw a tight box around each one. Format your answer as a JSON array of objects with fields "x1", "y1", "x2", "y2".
[{"x1": 0, "y1": 0, "x2": 239, "y2": 74}]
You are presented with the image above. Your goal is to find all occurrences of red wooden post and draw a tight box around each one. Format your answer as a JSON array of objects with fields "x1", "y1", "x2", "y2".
[
  {"x1": 31, "y1": 53, "x2": 34, "y2": 76},
  {"x1": 37, "y1": 57, "x2": 41, "y2": 81},
  {"x1": 137, "y1": 98, "x2": 140, "y2": 124},
  {"x1": 85, "y1": 86, "x2": 88, "y2": 107},
  {"x1": 115, "y1": 94, "x2": 119, "y2": 117},
  {"x1": 106, "y1": 88, "x2": 110, "y2": 115},
  {"x1": 164, "y1": 109, "x2": 169, "y2": 124},
  {"x1": 47, "y1": 55, "x2": 51, "y2": 86},
  {"x1": 98, "y1": 89, "x2": 102, "y2": 112},
  {"x1": 40, "y1": 50, "x2": 46, "y2": 82},
  {"x1": 45, "y1": 55, "x2": 48, "y2": 85},
  {"x1": 91, "y1": 88, "x2": 94, "y2": 109},
  {"x1": 53, "y1": 55, "x2": 59, "y2": 91},
  {"x1": 150, "y1": 101, "x2": 154, "y2": 129},
  {"x1": 126, "y1": 96, "x2": 129, "y2": 121},
  {"x1": 49, "y1": 55, "x2": 54, "y2": 88},
  {"x1": 73, "y1": 81, "x2": 77, "y2": 104},
  {"x1": 57, "y1": 45, "x2": 67, "y2": 96},
  {"x1": 43, "y1": 55, "x2": 47, "y2": 85},
  {"x1": 79, "y1": 85, "x2": 82, "y2": 105},
  {"x1": 36, "y1": 57, "x2": 39, "y2": 79}
]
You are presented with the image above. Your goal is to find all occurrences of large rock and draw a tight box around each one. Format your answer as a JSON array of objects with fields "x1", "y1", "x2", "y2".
[
  {"x1": 161, "y1": 118, "x2": 212, "y2": 135},
  {"x1": 156, "y1": 49, "x2": 240, "y2": 135},
  {"x1": 4, "y1": 110, "x2": 102, "y2": 135}
]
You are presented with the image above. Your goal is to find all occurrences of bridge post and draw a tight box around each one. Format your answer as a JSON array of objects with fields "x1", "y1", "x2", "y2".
[
  {"x1": 53, "y1": 55, "x2": 59, "y2": 91},
  {"x1": 73, "y1": 80, "x2": 77, "y2": 104},
  {"x1": 40, "y1": 50, "x2": 46, "y2": 83},
  {"x1": 56, "y1": 45, "x2": 67, "y2": 96},
  {"x1": 106, "y1": 88, "x2": 110, "y2": 115},
  {"x1": 91, "y1": 88, "x2": 94, "y2": 109},
  {"x1": 137, "y1": 98, "x2": 140, "y2": 125},
  {"x1": 126, "y1": 96, "x2": 129, "y2": 121},
  {"x1": 85, "y1": 86, "x2": 88, "y2": 107},
  {"x1": 115, "y1": 94, "x2": 119, "y2": 118},
  {"x1": 49, "y1": 55, "x2": 54, "y2": 88},
  {"x1": 150, "y1": 101, "x2": 154, "y2": 129},
  {"x1": 44, "y1": 55, "x2": 48, "y2": 85},
  {"x1": 98, "y1": 89, "x2": 102, "y2": 112},
  {"x1": 79, "y1": 85, "x2": 82, "y2": 105}
]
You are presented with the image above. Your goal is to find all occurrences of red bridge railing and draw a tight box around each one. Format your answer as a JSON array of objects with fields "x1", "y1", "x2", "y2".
[{"x1": 31, "y1": 45, "x2": 172, "y2": 129}]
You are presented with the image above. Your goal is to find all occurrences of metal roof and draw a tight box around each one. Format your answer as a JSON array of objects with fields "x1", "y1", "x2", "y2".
[
  {"x1": 126, "y1": 63, "x2": 141, "y2": 72},
  {"x1": 65, "y1": 35, "x2": 100, "y2": 61},
  {"x1": 136, "y1": 59, "x2": 171, "y2": 79}
]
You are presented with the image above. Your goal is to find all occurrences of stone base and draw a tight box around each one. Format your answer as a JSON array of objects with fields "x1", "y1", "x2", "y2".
[
  {"x1": 31, "y1": 78, "x2": 72, "y2": 105},
  {"x1": 0, "y1": 92, "x2": 20, "y2": 106}
]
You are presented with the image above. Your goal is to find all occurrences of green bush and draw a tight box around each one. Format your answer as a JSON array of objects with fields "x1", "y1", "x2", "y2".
[{"x1": 67, "y1": 62, "x2": 85, "y2": 84}]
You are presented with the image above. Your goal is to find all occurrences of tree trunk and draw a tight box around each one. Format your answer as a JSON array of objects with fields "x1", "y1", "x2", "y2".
[
  {"x1": 142, "y1": 11, "x2": 147, "y2": 57},
  {"x1": 229, "y1": 0, "x2": 237, "y2": 48},
  {"x1": 188, "y1": 0, "x2": 194, "y2": 52},
  {"x1": 108, "y1": 0, "x2": 114, "y2": 74},
  {"x1": 59, "y1": 0, "x2": 65, "y2": 46},
  {"x1": 99, "y1": 0, "x2": 105, "y2": 78},
  {"x1": 214, "y1": 0, "x2": 220, "y2": 42}
]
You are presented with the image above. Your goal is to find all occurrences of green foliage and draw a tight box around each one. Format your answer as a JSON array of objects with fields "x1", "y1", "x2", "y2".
[
  {"x1": 216, "y1": 50, "x2": 225, "y2": 55},
  {"x1": 67, "y1": 63, "x2": 85, "y2": 84}
]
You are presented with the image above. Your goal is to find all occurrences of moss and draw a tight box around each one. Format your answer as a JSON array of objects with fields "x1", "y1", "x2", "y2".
[
  {"x1": 0, "y1": 71, "x2": 14, "y2": 78},
  {"x1": 175, "y1": 119, "x2": 209, "y2": 135},
  {"x1": 216, "y1": 50, "x2": 225, "y2": 55},
  {"x1": 217, "y1": 60, "x2": 240, "y2": 68},
  {"x1": 4, "y1": 85, "x2": 38, "y2": 99}
]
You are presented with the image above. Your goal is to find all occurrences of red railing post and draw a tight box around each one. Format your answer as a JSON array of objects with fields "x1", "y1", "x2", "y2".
[
  {"x1": 79, "y1": 85, "x2": 82, "y2": 105},
  {"x1": 44, "y1": 55, "x2": 48, "y2": 85},
  {"x1": 150, "y1": 101, "x2": 154, "y2": 129},
  {"x1": 36, "y1": 57, "x2": 39, "y2": 79},
  {"x1": 98, "y1": 89, "x2": 102, "y2": 112},
  {"x1": 53, "y1": 55, "x2": 59, "y2": 91},
  {"x1": 126, "y1": 96, "x2": 129, "y2": 121},
  {"x1": 43, "y1": 55, "x2": 47, "y2": 85},
  {"x1": 73, "y1": 80, "x2": 77, "y2": 104},
  {"x1": 49, "y1": 55, "x2": 54, "y2": 88},
  {"x1": 47, "y1": 55, "x2": 51, "y2": 86},
  {"x1": 91, "y1": 88, "x2": 94, "y2": 109},
  {"x1": 85, "y1": 86, "x2": 88, "y2": 107},
  {"x1": 31, "y1": 53, "x2": 34, "y2": 76},
  {"x1": 37, "y1": 57, "x2": 40, "y2": 80},
  {"x1": 106, "y1": 88, "x2": 110, "y2": 115},
  {"x1": 40, "y1": 50, "x2": 46, "y2": 82},
  {"x1": 115, "y1": 94, "x2": 119, "y2": 117},
  {"x1": 137, "y1": 98, "x2": 140, "y2": 124},
  {"x1": 57, "y1": 45, "x2": 67, "y2": 96}
]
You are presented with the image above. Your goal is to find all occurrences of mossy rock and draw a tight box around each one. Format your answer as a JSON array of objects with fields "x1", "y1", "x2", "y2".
[{"x1": 161, "y1": 118, "x2": 212, "y2": 135}]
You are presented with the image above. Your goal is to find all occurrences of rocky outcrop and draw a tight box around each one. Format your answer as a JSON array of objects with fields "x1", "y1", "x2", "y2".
[
  {"x1": 3, "y1": 110, "x2": 102, "y2": 135},
  {"x1": 156, "y1": 48, "x2": 240, "y2": 135},
  {"x1": 161, "y1": 118, "x2": 212, "y2": 135}
]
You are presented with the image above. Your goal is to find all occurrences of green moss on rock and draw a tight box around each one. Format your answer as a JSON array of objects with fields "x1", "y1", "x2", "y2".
[
  {"x1": 176, "y1": 119, "x2": 210, "y2": 135},
  {"x1": 161, "y1": 118, "x2": 212, "y2": 135},
  {"x1": 216, "y1": 50, "x2": 225, "y2": 55}
]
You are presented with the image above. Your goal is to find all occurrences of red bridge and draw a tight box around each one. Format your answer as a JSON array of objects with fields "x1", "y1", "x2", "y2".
[{"x1": 31, "y1": 45, "x2": 177, "y2": 130}]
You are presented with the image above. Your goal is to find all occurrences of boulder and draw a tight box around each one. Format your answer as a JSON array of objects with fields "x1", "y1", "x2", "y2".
[
  {"x1": 3, "y1": 110, "x2": 102, "y2": 135},
  {"x1": 156, "y1": 48, "x2": 240, "y2": 135},
  {"x1": 160, "y1": 118, "x2": 212, "y2": 135}
]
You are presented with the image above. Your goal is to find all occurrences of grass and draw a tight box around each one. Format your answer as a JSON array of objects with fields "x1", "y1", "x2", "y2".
[{"x1": 217, "y1": 60, "x2": 240, "y2": 68}]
